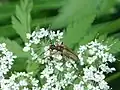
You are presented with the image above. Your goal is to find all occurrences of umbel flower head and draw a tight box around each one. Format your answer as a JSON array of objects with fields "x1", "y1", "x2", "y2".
[
  {"x1": 77, "y1": 39, "x2": 116, "y2": 73},
  {"x1": 0, "y1": 72, "x2": 40, "y2": 90},
  {"x1": 74, "y1": 40, "x2": 116, "y2": 90},
  {"x1": 23, "y1": 28, "x2": 63, "y2": 63},
  {"x1": 23, "y1": 28, "x2": 116, "y2": 90},
  {"x1": 0, "y1": 43, "x2": 17, "y2": 81}
]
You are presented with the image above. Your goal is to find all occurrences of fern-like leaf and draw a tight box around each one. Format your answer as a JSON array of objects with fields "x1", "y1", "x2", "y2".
[
  {"x1": 12, "y1": 0, "x2": 33, "y2": 42},
  {"x1": 51, "y1": 0, "x2": 102, "y2": 47}
]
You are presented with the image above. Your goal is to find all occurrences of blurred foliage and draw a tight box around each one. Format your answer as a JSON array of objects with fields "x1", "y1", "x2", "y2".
[{"x1": 0, "y1": 0, "x2": 120, "y2": 90}]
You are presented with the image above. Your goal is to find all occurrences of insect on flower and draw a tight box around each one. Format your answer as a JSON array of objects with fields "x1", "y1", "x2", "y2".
[{"x1": 49, "y1": 43, "x2": 79, "y2": 60}]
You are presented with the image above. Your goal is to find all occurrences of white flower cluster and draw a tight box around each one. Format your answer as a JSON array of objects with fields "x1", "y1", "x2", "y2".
[
  {"x1": 78, "y1": 40, "x2": 116, "y2": 72},
  {"x1": 74, "y1": 40, "x2": 116, "y2": 90},
  {"x1": 0, "y1": 72, "x2": 40, "y2": 90},
  {"x1": 0, "y1": 43, "x2": 17, "y2": 81},
  {"x1": 74, "y1": 66, "x2": 110, "y2": 90},
  {"x1": 40, "y1": 59, "x2": 77, "y2": 90},
  {"x1": 23, "y1": 28, "x2": 116, "y2": 90},
  {"x1": 23, "y1": 28, "x2": 63, "y2": 62}
]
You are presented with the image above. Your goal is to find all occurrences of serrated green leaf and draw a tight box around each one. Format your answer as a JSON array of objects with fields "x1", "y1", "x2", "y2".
[
  {"x1": 0, "y1": 17, "x2": 55, "y2": 38},
  {"x1": 12, "y1": 0, "x2": 33, "y2": 42},
  {"x1": 63, "y1": 15, "x2": 96, "y2": 47},
  {"x1": 51, "y1": 0, "x2": 101, "y2": 47},
  {"x1": 0, "y1": 37, "x2": 30, "y2": 58},
  {"x1": 51, "y1": 0, "x2": 99, "y2": 29}
]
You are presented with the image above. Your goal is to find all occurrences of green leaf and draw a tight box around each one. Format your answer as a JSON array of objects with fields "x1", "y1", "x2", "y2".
[
  {"x1": 0, "y1": 37, "x2": 30, "y2": 58},
  {"x1": 12, "y1": 0, "x2": 33, "y2": 42},
  {"x1": 78, "y1": 29, "x2": 99, "y2": 45},
  {"x1": 0, "y1": 17, "x2": 55, "y2": 38},
  {"x1": 51, "y1": 0, "x2": 99, "y2": 29},
  {"x1": 63, "y1": 15, "x2": 96, "y2": 47},
  {"x1": 51, "y1": 0, "x2": 100, "y2": 47}
]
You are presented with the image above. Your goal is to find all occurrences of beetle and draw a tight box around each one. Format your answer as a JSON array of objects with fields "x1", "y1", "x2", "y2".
[{"x1": 49, "y1": 43, "x2": 79, "y2": 60}]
